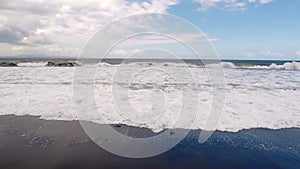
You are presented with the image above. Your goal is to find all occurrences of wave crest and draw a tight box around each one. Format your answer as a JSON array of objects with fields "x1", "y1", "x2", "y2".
[
  {"x1": 253, "y1": 62, "x2": 300, "y2": 70},
  {"x1": 207, "y1": 61, "x2": 300, "y2": 70}
]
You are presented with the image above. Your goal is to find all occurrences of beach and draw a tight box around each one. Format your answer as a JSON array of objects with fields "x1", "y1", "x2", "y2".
[
  {"x1": 0, "y1": 60, "x2": 299, "y2": 168},
  {"x1": 0, "y1": 1, "x2": 300, "y2": 168},
  {"x1": 0, "y1": 115, "x2": 299, "y2": 169}
]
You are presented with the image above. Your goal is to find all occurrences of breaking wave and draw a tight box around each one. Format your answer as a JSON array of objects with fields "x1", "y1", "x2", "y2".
[
  {"x1": 206, "y1": 61, "x2": 300, "y2": 70},
  {"x1": 253, "y1": 62, "x2": 300, "y2": 70}
]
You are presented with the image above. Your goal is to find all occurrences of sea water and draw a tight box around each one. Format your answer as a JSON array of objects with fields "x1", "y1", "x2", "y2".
[{"x1": 0, "y1": 60, "x2": 299, "y2": 133}]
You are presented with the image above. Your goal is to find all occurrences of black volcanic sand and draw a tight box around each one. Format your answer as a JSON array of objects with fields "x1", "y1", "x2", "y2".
[{"x1": 0, "y1": 115, "x2": 299, "y2": 169}]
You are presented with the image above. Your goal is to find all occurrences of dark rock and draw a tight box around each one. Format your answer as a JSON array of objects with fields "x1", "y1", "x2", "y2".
[
  {"x1": 46, "y1": 61, "x2": 56, "y2": 67},
  {"x1": 46, "y1": 61, "x2": 80, "y2": 67},
  {"x1": 0, "y1": 62, "x2": 18, "y2": 67},
  {"x1": 113, "y1": 124, "x2": 122, "y2": 128}
]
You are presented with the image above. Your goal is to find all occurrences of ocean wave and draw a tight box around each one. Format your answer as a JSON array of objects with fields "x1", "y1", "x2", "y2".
[
  {"x1": 2, "y1": 60, "x2": 300, "y2": 70},
  {"x1": 269, "y1": 62, "x2": 300, "y2": 70},
  {"x1": 206, "y1": 61, "x2": 300, "y2": 70},
  {"x1": 246, "y1": 62, "x2": 299, "y2": 70},
  {"x1": 120, "y1": 61, "x2": 300, "y2": 70},
  {"x1": 206, "y1": 62, "x2": 237, "y2": 69}
]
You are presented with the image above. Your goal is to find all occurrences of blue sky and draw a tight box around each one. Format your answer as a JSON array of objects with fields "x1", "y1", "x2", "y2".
[
  {"x1": 168, "y1": 0, "x2": 300, "y2": 60},
  {"x1": 0, "y1": 0, "x2": 299, "y2": 60}
]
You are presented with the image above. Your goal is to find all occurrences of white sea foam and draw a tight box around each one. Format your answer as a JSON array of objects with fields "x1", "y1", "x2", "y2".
[
  {"x1": 254, "y1": 62, "x2": 300, "y2": 70},
  {"x1": 206, "y1": 62, "x2": 237, "y2": 69},
  {"x1": 206, "y1": 61, "x2": 300, "y2": 70},
  {"x1": 282, "y1": 62, "x2": 300, "y2": 70},
  {"x1": 0, "y1": 63, "x2": 299, "y2": 132},
  {"x1": 243, "y1": 62, "x2": 300, "y2": 70},
  {"x1": 17, "y1": 62, "x2": 47, "y2": 67}
]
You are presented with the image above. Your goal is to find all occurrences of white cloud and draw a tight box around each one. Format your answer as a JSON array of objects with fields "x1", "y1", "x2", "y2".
[
  {"x1": 194, "y1": 0, "x2": 273, "y2": 11},
  {"x1": 261, "y1": 50, "x2": 284, "y2": 58},
  {"x1": 0, "y1": 0, "x2": 179, "y2": 56},
  {"x1": 111, "y1": 49, "x2": 142, "y2": 57},
  {"x1": 258, "y1": 0, "x2": 273, "y2": 4},
  {"x1": 244, "y1": 52, "x2": 255, "y2": 58},
  {"x1": 112, "y1": 49, "x2": 129, "y2": 56},
  {"x1": 116, "y1": 33, "x2": 219, "y2": 48},
  {"x1": 294, "y1": 51, "x2": 300, "y2": 57}
]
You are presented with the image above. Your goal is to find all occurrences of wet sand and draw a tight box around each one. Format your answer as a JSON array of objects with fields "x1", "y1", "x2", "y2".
[{"x1": 0, "y1": 115, "x2": 299, "y2": 169}]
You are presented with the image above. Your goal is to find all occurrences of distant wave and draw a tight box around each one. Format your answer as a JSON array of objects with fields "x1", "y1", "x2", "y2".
[
  {"x1": 249, "y1": 62, "x2": 300, "y2": 70},
  {"x1": 206, "y1": 62, "x2": 237, "y2": 69},
  {"x1": 207, "y1": 62, "x2": 300, "y2": 70},
  {"x1": 119, "y1": 61, "x2": 300, "y2": 70},
  {"x1": 1, "y1": 60, "x2": 300, "y2": 70},
  {"x1": 145, "y1": 61, "x2": 300, "y2": 70}
]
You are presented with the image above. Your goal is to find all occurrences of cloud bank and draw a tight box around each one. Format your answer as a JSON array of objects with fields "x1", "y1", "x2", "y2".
[
  {"x1": 194, "y1": 0, "x2": 273, "y2": 11},
  {"x1": 0, "y1": 0, "x2": 179, "y2": 56}
]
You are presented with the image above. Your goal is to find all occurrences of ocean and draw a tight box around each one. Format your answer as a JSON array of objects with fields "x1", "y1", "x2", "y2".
[{"x1": 0, "y1": 58, "x2": 299, "y2": 132}]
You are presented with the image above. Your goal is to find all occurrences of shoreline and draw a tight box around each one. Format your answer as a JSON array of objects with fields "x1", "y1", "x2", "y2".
[{"x1": 0, "y1": 115, "x2": 299, "y2": 169}]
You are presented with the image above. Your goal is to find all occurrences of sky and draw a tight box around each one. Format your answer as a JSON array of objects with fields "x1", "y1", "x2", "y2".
[{"x1": 0, "y1": 0, "x2": 299, "y2": 60}]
